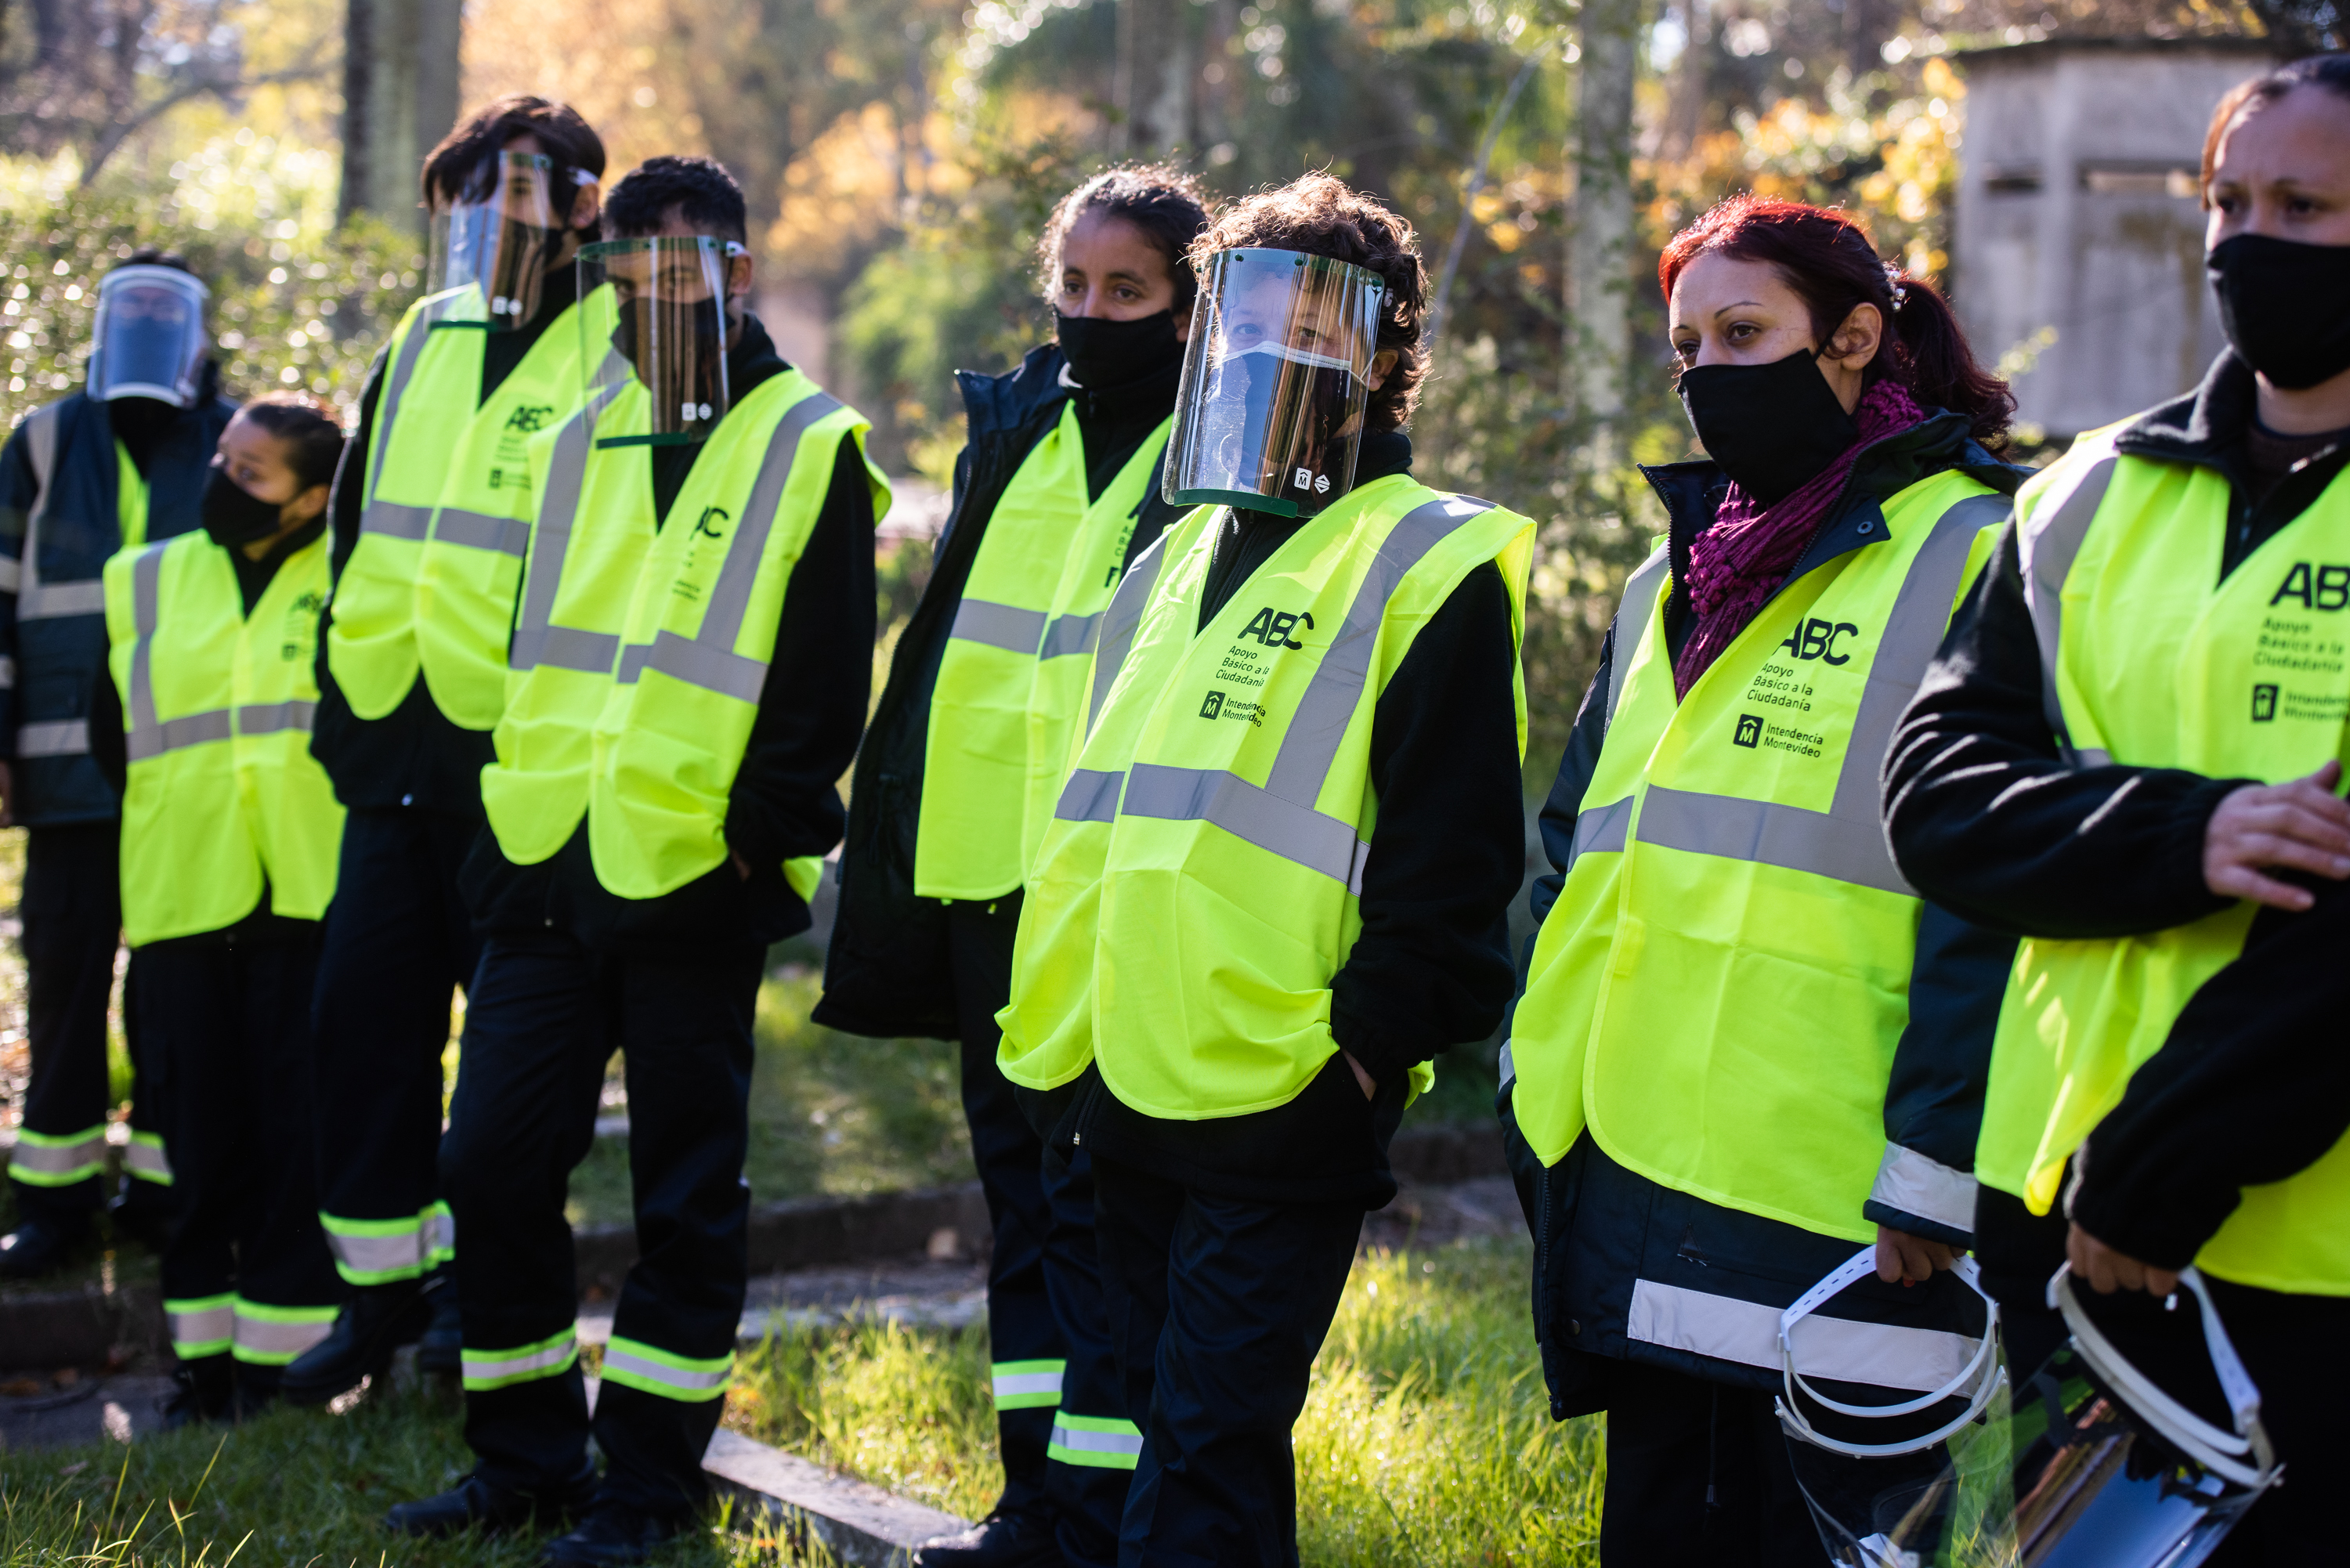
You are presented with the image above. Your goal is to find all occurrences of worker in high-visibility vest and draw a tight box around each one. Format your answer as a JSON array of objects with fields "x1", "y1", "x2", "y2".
[
  {"x1": 286, "y1": 96, "x2": 607, "y2": 1404},
  {"x1": 88, "y1": 392, "x2": 348, "y2": 1423},
  {"x1": 819, "y1": 166, "x2": 1209, "y2": 1568},
  {"x1": 0, "y1": 250, "x2": 229, "y2": 1277},
  {"x1": 996, "y1": 174, "x2": 1535, "y2": 1566},
  {"x1": 383, "y1": 156, "x2": 884, "y2": 1563},
  {"x1": 1502, "y1": 196, "x2": 2026, "y2": 1562},
  {"x1": 1884, "y1": 56, "x2": 2350, "y2": 1562}
]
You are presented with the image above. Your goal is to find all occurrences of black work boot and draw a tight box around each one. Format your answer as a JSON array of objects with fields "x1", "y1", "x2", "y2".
[
  {"x1": 417, "y1": 1270, "x2": 462, "y2": 1375},
  {"x1": 912, "y1": 1510, "x2": 1063, "y2": 1568},
  {"x1": 540, "y1": 1498, "x2": 692, "y2": 1566},
  {"x1": 159, "y1": 1357, "x2": 237, "y2": 1430},
  {"x1": 386, "y1": 1463, "x2": 598, "y2": 1538},
  {"x1": 0, "y1": 1215, "x2": 84, "y2": 1280},
  {"x1": 280, "y1": 1281, "x2": 431, "y2": 1406}
]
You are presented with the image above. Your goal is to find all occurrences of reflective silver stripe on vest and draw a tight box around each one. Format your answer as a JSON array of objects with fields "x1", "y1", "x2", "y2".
[
  {"x1": 236, "y1": 699, "x2": 316, "y2": 735},
  {"x1": 16, "y1": 720, "x2": 89, "y2": 757},
  {"x1": 1115, "y1": 497, "x2": 1498, "y2": 889},
  {"x1": 432, "y1": 506, "x2": 532, "y2": 558},
  {"x1": 2017, "y1": 456, "x2": 2117, "y2": 764},
  {"x1": 16, "y1": 403, "x2": 110, "y2": 623},
  {"x1": 1626, "y1": 1277, "x2": 1978, "y2": 1392},
  {"x1": 1607, "y1": 547, "x2": 1672, "y2": 726},
  {"x1": 1629, "y1": 494, "x2": 2005, "y2": 898},
  {"x1": 509, "y1": 383, "x2": 631, "y2": 675},
  {"x1": 951, "y1": 598, "x2": 1047, "y2": 656},
  {"x1": 1570, "y1": 795, "x2": 1633, "y2": 865},
  {"x1": 1869, "y1": 1142, "x2": 1978, "y2": 1234},
  {"x1": 121, "y1": 542, "x2": 236, "y2": 762},
  {"x1": 1039, "y1": 610, "x2": 1103, "y2": 659},
  {"x1": 613, "y1": 393, "x2": 844, "y2": 700},
  {"x1": 0, "y1": 560, "x2": 17, "y2": 594},
  {"x1": 20, "y1": 580, "x2": 103, "y2": 619},
  {"x1": 1088, "y1": 533, "x2": 1171, "y2": 732},
  {"x1": 359, "y1": 294, "x2": 461, "y2": 540},
  {"x1": 1054, "y1": 768, "x2": 1124, "y2": 824}
]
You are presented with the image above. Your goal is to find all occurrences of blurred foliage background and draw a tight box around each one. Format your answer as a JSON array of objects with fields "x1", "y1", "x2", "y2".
[{"x1": 1, "y1": 0, "x2": 2331, "y2": 788}]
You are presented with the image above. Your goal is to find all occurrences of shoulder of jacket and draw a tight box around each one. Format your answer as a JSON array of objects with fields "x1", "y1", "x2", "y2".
[{"x1": 957, "y1": 343, "x2": 1069, "y2": 439}]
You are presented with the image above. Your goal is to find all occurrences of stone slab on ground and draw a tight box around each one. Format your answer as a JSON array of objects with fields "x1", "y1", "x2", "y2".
[
  {"x1": 0, "y1": 1283, "x2": 164, "y2": 1371},
  {"x1": 580, "y1": 1256, "x2": 989, "y2": 1350},
  {"x1": 703, "y1": 1429, "x2": 964, "y2": 1568},
  {"x1": 0, "y1": 1375, "x2": 176, "y2": 1451},
  {"x1": 574, "y1": 1184, "x2": 991, "y2": 1295}
]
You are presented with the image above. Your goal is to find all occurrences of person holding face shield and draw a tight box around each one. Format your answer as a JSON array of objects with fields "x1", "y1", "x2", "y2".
[
  {"x1": 286, "y1": 96, "x2": 608, "y2": 1405},
  {"x1": 0, "y1": 248, "x2": 234, "y2": 1281},
  {"x1": 386, "y1": 157, "x2": 885, "y2": 1562},
  {"x1": 994, "y1": 174, "x2": 1535, "y2": 1565},
  {"x1": 819, "y1": 165, "x2": 1209, "y2": 1568},
  {"x1": 1499, "y1": 196, "x2": 2028, "y2": 1565},
  {"x1": 1882, "y1": 55, "x2": 2350, "y2": 1565}
]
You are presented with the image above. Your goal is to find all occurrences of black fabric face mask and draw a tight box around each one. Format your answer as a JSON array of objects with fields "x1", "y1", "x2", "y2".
[
  {"x1": 200, "y1": 465, "x2": 287, "y2": 549},
  {"x1": 1056, "y1": 309, "x2": 1184, "y2": 392},
  {"x1": 1678, "y1": 348, "x2": 1861, "y2": 508},
  {"x1": 2207, "y1": 233, "x2": 2350, "y2": 391}
]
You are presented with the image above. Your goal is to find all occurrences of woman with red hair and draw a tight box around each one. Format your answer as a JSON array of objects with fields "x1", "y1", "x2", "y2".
[{"x1": 1499, "y1": 196, "x2": 2023, "y2": 1563}]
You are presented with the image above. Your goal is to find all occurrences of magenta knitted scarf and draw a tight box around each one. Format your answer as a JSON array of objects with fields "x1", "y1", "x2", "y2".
[{"x1": 1672, "y1": 378, "x2": 1926, "y2": 699}]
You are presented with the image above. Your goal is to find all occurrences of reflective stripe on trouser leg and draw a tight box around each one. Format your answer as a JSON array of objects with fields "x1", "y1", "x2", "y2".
[
  {"x1": 232, "y1": 1299, "x2": 340, "y2": 1366},
  {"x1": 7, "y1": 1124, "x2": 107, "y2": 1186},
  {"x1": 462, "y1": 1327, "x2": 580, "y2": 1392},
  {"x1": 167, "y1": 1293, "x2": 236, "y2": 1359},
  {"x1": 1049, "y1": 1412, "x2": 1144, "y2": 1471},
  {"x1": 600, "y1": 1334, "x2": 733, "y2": 1403},
  {"x1": 992, "y1": 1357, "x2": 1065, "y2": 1411},
  {"x1": 125, "y1": 1129, "x2": 172, "y2": 1186},
  {"x1": 321, "y1": 1201, "x2": 455, "y2": 1284}
]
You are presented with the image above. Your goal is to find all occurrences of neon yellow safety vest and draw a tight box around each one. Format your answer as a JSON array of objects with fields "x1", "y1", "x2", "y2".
[
  {"x1": 996, "y1": 476, "x2": 1534, "y2": 1119},
  {"x1": 483, "y1": 370, "x2": 888, "y2": 904},
  {"x1": 1977, "y1": 427, "x2": 2350, "y2": 1295},
  {"x1": 916, "y1": 403, "x2": 1174, "y2": 899},
  {"x1": 327, "y1": 285, "x2": 610, "y2": 729},
  {"x1": 104, "y1": 529, "x2": 343, "y2": 945},
  {"x1": 1508, "y1": 473, "x2": 2007, "y2": 1243}
]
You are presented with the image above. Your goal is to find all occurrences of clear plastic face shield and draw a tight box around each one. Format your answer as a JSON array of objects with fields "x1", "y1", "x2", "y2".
[
  {"x1": 87, "y1": 266, "x2": 210, "y2": 406},
  {"x1": 577, "y1": 237, "x2": 748, "y2": 443},
  {"x1": 428, "y1": 150, "x2": 576, "y2": 330},
  {"x1": 1774, "y1": 1249, "x2": 2017, "y2": 1568},
  {"x1": 1997, "y1": 1265, "x2": 2280, "y2": 1568},
  {"x1": 1164, "y1": 247, "x2": 1385, "y2": 518}
]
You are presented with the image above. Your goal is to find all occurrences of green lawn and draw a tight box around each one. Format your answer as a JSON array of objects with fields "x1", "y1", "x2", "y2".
[{"x1": 2, "y1": 1237, "x2": 1600, "y2": 1566}]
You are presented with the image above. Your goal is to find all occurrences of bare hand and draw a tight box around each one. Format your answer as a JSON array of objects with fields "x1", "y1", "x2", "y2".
[
  {"x1": 2204, "y1": 760, "x2": 2350, "y2": 910},
  {"x1": 1874, "y1": 1224, "x2": 1961, "y2": 1284},
  {"x1": 0, "y1": 760, "x2": 13, "y2": 829},
  {"x1": 2066, "y1": 1221, "x2": 2179, "y2": 1297},
  {"x1": 731, "y1": 851, "x2": 751, "y2": 882},
  {"x1": 1342, "y1": 1050, "x2": 1376, "y2": 1100}
]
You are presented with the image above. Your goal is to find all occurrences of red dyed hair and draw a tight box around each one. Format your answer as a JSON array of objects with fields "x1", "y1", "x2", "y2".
[{"x1": 1659, "y1": 194, "x2": 2015, "y2": 449}]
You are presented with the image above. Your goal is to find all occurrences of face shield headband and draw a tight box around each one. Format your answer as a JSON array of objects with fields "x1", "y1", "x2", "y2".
[
  {"x1": 429, "y1": 151, "x2": 594, "y2": 331},
  {"x1": 577, "y1": 236, "x2": 747, "y2": 444},
  {"x1": 1165, "y1": 247, "x2": 1385, "y2": 518},
  {"x1": 87, "y1": 266, "x2": 211, "y2": 407}
]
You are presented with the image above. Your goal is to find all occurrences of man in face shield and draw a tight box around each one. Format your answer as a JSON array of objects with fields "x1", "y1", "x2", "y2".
[
  {"x1": 995, "y1": 174, "x2": 1535, "y2": 1565},
  {"x1": 284, "y1": 96, "x2": 609, "y2": 1404},
  {"x1": 386, "y1": 156, "x2": 885, "y2": 1562},
  {"x1": 0, "y1": 248, "x2": 234, "y2": 1280}
]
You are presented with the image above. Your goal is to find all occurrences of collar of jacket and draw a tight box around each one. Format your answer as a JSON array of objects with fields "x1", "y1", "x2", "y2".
[
  {"x1": 1637, "y1": 406, "x2": 2030, "y2": 638},
  {"x1": 2112, "y1": 349, "x2": 2258, "y2": 466},
  {"x1": 956, "y1": 341, "x2": 1073, "y2": 446}
]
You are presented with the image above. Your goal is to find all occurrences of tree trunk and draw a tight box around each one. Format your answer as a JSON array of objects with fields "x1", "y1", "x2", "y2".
[
  {"x1": 1660, "y1": 0, "x2": 1705, "y2": 161},
  {"x1": 1115, "y1": 0, "x2": 1186, "y2": 155},
  {"x1": 1567, "y1": 0, "x2": 1642, "y2": 465},
  {"x1": 339, "y1": 0, "x2": 461, "y2": 233}
]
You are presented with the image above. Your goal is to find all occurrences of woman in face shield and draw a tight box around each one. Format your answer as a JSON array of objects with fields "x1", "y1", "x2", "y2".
[
  {"x1": 1882, "y1": 54, "x2": 2350, "y2": 1566},
  {"x1": 818, "y1": 165, "x2": 1210, "y2": 1568},
  {"x1": 992, "y1": 172, "x2": 1536, "y2": 1566},
  {"x1": 1500, "y1": 196, "x2": 2026, "y2": 1565}
]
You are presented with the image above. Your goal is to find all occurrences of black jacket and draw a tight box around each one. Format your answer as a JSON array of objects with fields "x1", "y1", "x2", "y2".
[
  {"x1": 460, "y1": 316, "x2": 876, "y2": 956},
  {"x1": 816, "y1": 343, "x2": 1187, "y2": 1039},
  {"x1": 1883, "y1": 352, "x2": 2350, "y2": 1272},
  {"x1": 1499, "y1": 410, "x2": 2027, "y2": 1418}
]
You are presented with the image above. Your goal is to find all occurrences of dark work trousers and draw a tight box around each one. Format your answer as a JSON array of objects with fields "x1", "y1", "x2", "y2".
[
  {"x1": 139, "y1": 926, "x2": 345, "y2": 1382},
  {"x1": 11, "y1": 824, "x2": 129, "y2": 1223},
  {"x1": 309, "y1": 807, "x2": 483, "y2": 1284},
  {"x1": 947, "y1": 894, "x2": 1062, "y2": 1524},
  {"x1": 1039, "y1": 1140, "x2": 1133, "y2": 1568},
  {"x1": 1595, "y1": 1360, "x2": 1817, "y2": 1567},
  {"x1": 443, "y1": 929, "x2": 761, "y2": 1517},
  {"x1": 1091, "y1": 1155, "x2": 1363, "y2": 1568}
]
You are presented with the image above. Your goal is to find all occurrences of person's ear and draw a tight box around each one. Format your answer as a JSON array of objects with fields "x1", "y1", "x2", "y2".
[
  {"x1": 1824, "y1": 302, "x2": 1883, "y2": 371},
  {"x1": 287, "y1": 482, "x2": 330, "y2": 526},
  {"x1": 1365, "y1": 347, "x2": 1400, "y2": 391},
  {"x1": 1173, "y1": 300, "x2": 1192, "y2": 343},
  {"x1": 569, "y1": 180, "x2": 601, "y2": 234},
  {"x1": 727, "y1": 251, "x2": 755, "y2": 301}
]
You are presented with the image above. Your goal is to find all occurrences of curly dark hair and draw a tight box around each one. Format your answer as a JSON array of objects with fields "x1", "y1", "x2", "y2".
[
  {"x1": 604, "y1": 155, "x2": 747, "y2": 246},
  {"x1": 1189, "y1": 173, "x2": 1427, "y2": 432},
  {"x1": 238, "y1": 391, "x2": 345, "y2": 492},
  {"x1": 1036, "y1": 164, "x2": 1214, "y2": 317}
]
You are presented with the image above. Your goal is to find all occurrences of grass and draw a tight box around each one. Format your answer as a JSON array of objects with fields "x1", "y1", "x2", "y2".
[{"x1": 2, "y1": 1237, "x2": 1602, "y2": 1566}]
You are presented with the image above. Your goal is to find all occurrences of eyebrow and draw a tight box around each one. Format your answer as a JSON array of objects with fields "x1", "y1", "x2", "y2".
[{"x1": 1709, "y1": 301, "x2": 1764, "y2": 320}]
